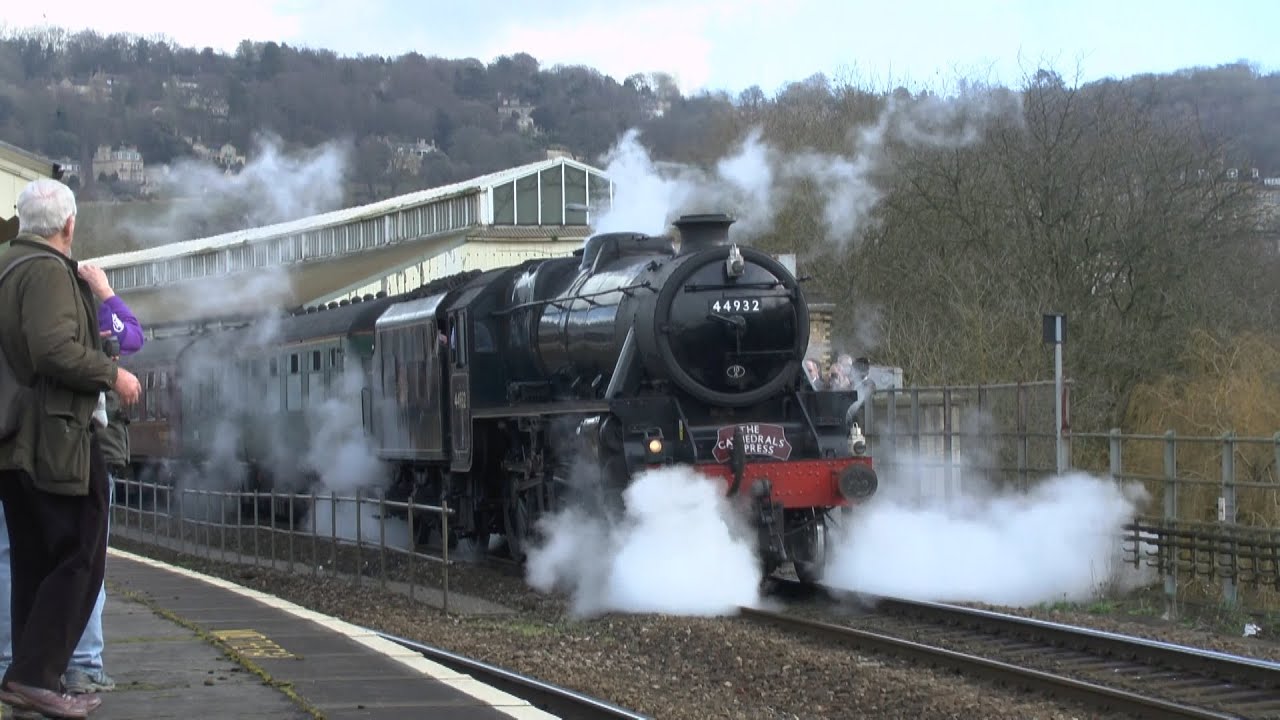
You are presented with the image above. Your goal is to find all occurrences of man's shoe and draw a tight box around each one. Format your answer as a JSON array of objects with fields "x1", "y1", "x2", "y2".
[
  {"x1": 63, "y1": 667, "x2": 115, "y2": 694},
  {"x1": 0, "y1": 681, "x2": 90, "y2": 719}
]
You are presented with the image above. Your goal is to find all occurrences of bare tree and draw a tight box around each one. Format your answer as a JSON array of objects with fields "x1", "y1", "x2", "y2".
[{"x1": 847, "y1": 69, "x2": 1275, "y2": 427}]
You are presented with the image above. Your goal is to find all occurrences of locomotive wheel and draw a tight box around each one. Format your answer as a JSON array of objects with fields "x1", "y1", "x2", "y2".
[
  {"x1": 504, "y1": 485, "x2": 544, "y2": 562},
  {"x1": 789, "y1": 512, "x2": 829, "y2": 585}
]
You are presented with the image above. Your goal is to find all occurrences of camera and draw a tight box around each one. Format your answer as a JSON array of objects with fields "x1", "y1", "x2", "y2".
[{"x1": 103, "y1": 336, "x2": 120, "y2": 358}]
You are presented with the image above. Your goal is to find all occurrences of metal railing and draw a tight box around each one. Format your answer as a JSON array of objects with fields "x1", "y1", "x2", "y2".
[
  {"x1": 1075, "y1": 430, "x2": 1280, "y2": 615},
  {"x1": 864, "y1": 381, "x2": 1065, "y2": 496},
  {"x1": 110, "y1": 478, "x2": 460, "y2": 613},
  {"x1": 864, "y1": 381, "x2": 1279, "y2": 614},
  {"x1": 111, "y1": 396, "x2": 1279, "y2": 618}
]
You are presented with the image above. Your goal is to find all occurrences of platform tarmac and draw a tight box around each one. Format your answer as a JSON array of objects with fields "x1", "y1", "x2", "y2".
[{"x1": 10, "y1": 549, "x2": 559, "y2": 720}]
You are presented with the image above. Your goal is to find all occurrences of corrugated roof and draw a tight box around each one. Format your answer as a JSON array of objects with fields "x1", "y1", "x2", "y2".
[
  {"x1": 0, "y1": 140, "x2": 59, "y2": 176},
  {"x1": 88, "y1": 156, "x2": 608, "y2": 268},
  {"x1": 466, "y1": 225, "x2": 593, "y2": 240}
]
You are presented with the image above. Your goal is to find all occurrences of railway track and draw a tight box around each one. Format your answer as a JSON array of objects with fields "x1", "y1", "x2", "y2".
[
  {"x1": 374, "y1": 630, "x2": 651, "y2": 720},
  {"x1": 743, "y1": 588, "x2": 1280, "y2": 719}
]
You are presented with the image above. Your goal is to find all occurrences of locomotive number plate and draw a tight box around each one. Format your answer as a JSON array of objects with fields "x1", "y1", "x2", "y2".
[{"x1": 709, "y1": 298, "x2": 762, "y2": 313}]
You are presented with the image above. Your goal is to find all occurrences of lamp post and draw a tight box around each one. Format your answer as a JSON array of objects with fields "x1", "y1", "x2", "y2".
[{"x1": 1043, "y1": 313, "x2": 1068, "y2": 474}]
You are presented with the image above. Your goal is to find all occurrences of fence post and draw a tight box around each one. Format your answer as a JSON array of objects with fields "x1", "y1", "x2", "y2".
[
  {"x1": 178, "y1": 485, "x2": 186, "y2": 557},
  {"x1": 269, "y1": 489, "x2": 276, "y2": 570},
  {"x1": 1016, "y1": 383, "x2": 1029, "y2": 490},
  {"x1": 354, "y1": 488, "x2": 363, "y2": 587},
  {"x1": 1220, "y1": 432, "x2": 1238, "y2": 608},
  {"x1": 310, "y1": 487, "x2": 318, "y2": 577},
  {"x1": 1274, "y1": 432, "x2": 1280, "y2": 490},
  {"x1": 252, "y1": 489, "x2": 260, "y2": 566},
  {"x1": 909, "y1": 389, "x2": 921, "y2": 500},
  {"x1": 1108, "y1": 428, "x2": 1122, "y2": 481},
  {"x1": 1163, "y1": 430, "x2": 1178, "y2": 619},
  {"x1": 887, "y1": 389, "x2": 899, "y2": 473},
  {"x1": 442, "y1": 500, "x2": 449, "y2": 616},
  {"x1": 942, "y1": 387, "x2": 954, "y2": 501},
  {"x1": 407, "y1": 498, "x2": 416, "y2": 602},
  {"x1": 220, "y1": 491, "x2": 227, "y2": 562},
  {"x1": 330, "y1": 490, "x2": 338, "y2": 578},
  {"x1": 378, "y1": 493, "x2": 387, "y2": 589},
  {"x1": 152, "y1": 480, "x2": 159, "y2": 547},
  {"x1": 288, "y1": 491, "x2": 296, "y2": 569}
]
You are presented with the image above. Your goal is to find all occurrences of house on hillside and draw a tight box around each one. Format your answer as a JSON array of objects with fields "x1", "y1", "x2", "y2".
[
  {"x1": 93, "y1": 144, "x2": 146, "y2": 184},
  {"x1": 497, "y1": 96, "x2": 537, "y2": 133},
  {"x1": 390, "y1": 138, "x2": 440, "y2": 174}
]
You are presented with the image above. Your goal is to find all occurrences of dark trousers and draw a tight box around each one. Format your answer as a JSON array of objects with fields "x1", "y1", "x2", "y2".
[{"x1": 0, "y1": 436, "x2": 109, "y2": 691}]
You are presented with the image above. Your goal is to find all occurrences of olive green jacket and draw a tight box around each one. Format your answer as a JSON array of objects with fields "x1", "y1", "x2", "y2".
[
  {"x1": 0, "y1": 235, "x2": 119, "y2": 496},
  {"x1": 98, "y1": 390, "x2": 130, "y2": 470}
]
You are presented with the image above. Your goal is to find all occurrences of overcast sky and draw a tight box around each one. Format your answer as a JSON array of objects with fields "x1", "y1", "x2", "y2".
[{"x1": 4, "y1": 0, "x2": 1274, "y2": 95}]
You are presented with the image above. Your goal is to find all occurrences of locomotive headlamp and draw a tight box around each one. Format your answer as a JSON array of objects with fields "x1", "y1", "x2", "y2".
[
  {"x1": 848, "y1": 422, "x2": 867, "y2": 456},
  {"x1": 725, "y1": 244, "x2": 745, "y2": 278},
  {"x1": 647, "y1": 438, "x2": 664, "y2": 455}
]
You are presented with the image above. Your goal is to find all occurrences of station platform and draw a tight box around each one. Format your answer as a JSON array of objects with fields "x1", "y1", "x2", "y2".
[{"x1": 48, "y1": 548, "x2": 557, "y2": 720}]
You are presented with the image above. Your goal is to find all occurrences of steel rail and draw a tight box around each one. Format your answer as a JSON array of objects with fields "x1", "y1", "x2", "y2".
[
  {"x1": 373, "y1": 629, "x2": 651, "y2": 720},
  {"x1": 739, "y1": 606, "x2": 1255, "y2": 720},
  {"x1": 866, "y1": 595, "x2": 1280, "y2": 691}
]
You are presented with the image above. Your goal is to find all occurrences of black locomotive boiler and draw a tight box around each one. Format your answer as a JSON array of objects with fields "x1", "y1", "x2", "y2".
[{"x1": 121, "y1": 213, "x2": 878, "y2": 583}]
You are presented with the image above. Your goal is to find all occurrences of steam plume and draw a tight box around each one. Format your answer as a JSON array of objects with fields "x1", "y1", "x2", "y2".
[
  {"x1": 591, "y1": 90, "x2": 1019, "y2": 248},
  {"x1": 824, "y1": 451, "x2": 1152, "y2": 606},
  {"x1": 124, "y1": 134, "x2": 350, "y2": 248},
  {"x1": 525, "y1": 466, "x2": 763, "y2": 617}
]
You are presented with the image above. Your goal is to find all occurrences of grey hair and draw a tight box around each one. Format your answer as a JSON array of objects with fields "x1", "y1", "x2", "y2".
[{"x1": 16, "y1": 178, "x2": 77, "y2": 238}]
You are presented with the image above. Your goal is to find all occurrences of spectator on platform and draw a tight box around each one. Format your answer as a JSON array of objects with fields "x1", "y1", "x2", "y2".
[{"x1": 0, "y1": 178, "x2": 140, "y2": 719}]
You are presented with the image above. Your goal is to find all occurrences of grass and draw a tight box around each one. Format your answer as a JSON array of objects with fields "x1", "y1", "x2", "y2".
[{"x1": 107, "y1": 581, "x2": 327, "y2": 720}]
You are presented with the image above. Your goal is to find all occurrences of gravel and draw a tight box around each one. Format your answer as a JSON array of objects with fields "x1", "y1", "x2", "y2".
[{"x1": 112, "y1": 535, "x2": 1119, "y2": 720}]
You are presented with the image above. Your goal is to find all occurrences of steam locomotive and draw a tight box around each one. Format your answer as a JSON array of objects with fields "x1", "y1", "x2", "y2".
[{"x1": 121, "y1": 213, "x2": 878, "y2": 583}]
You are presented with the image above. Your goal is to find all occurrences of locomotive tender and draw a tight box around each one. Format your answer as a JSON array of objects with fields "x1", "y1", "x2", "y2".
[{"x1": 122, "y1": 213, "x2": 878, "y2": 583}]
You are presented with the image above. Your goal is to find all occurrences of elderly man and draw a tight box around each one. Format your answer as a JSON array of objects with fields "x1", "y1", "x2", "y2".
[
  {"x1": 0, "y1": 178, "x2": 141, "y2": 719},
  {"x1": 0, "y1": 262, "x2": 145, "y2": 696}
]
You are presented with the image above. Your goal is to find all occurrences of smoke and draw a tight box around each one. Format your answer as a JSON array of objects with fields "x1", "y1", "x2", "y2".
[
  {"x1": 823, "y1": 450, "x2": 1153, "y2": 606},
  {"x1": 123, "y1": 134, "x2": 350, "y2": 248},
  {"x1": 525, "y1": 465, "x2": 763, "y2": 617},
  {"x1": 591, "y1": 91, "x2": 1019, "y2": 249},
  {"x1": 300, "y1": 363, "x2": 385, "y2": 494},
  {"x1": 310, "y1": 493, "x2": 412, "y2": 551}
]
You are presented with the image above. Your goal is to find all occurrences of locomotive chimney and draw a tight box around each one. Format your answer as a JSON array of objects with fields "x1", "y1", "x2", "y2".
[{"x1": 673, "y1": 213, "x2": 735, "y2": 254}]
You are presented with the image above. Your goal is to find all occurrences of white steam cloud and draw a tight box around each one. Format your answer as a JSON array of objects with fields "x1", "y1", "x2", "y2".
[
  {"x1": 124, "y1": 134, "x2": 350, "y2": 248},
  {"x1": 591, "y1": 91, "x2": 1019, "y2": 248},
  {"x1": 526, "y1": 466, "x2": 763, "y2": 617},
  {"x1": 824, "y1": 453, "x2": 1152, "y2": 606},
  {"x1": 148, "y1": 135, "x2": 392, "y2": 546}
]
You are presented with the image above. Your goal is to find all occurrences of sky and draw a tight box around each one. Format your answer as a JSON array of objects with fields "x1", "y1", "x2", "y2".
[{"x1": 3, "y1": 0, "x2": 1276, "y2": 96}]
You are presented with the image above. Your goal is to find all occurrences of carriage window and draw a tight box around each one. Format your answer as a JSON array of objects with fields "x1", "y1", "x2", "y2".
[
  {"x1": 330, "y1": 348, "x2": 341, "y2": 370},
  {"x1": 269, "y1": 358, "x2": 279, "y2": 376},
  {"x1": 311, "y1": 350, "x2": 322, "y2": 372},
  {"x1": 156, "y1": 373, "x2": 169, "y2": 419},
  {"x1": 416, "y1": 327, "x2": 431, "y2": 401},
  {"x1": 289, "y1": 353, "x2": 300, "y2": 374},
  {"x1": 451, "y1": 314, "x2": 468, "y2": 368}
]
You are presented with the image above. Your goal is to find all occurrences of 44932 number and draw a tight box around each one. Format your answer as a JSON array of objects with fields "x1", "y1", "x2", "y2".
[{"x1": 709, "y1": 298, "x2": 762, "y2": 313}]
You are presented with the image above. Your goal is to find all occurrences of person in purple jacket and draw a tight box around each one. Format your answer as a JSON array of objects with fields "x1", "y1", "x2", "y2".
[
  {"x1": 0, "y1": 263, "x2": 145, "y2": 695},
  {"x1": 72, "y1": 263, "x2": 144, "y2": 693}
]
